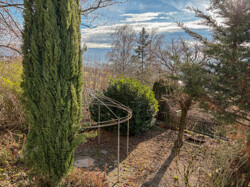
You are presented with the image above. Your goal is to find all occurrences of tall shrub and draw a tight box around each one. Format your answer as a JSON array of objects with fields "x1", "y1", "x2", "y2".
[
  {"x1": 90, "y1": 76, "x2": 158, "y2": 136},
  {"x1": 22, "y1": 0, "x2": 84, "y2": 185}
]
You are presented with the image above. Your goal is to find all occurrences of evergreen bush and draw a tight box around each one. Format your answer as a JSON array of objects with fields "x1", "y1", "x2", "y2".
[{"x1": 90, "y1": 76, "x2": 158, "y2": 136}]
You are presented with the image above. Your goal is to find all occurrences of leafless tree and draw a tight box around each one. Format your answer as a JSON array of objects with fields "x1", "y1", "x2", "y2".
[
  {"x1": 155, "y1": 38, "x2": 207, "y2": 148},
  {"x1": 155, "y1": 37, "x2": 206, "y2": 76},
  {"x1": 107, "y1": 24, "x2": 136, "y2": 77},
  {"x1": 0, "y1": 0, "x2": 126, "y2": 56},
  {"x1": 146, "y1": 30, "x2": 165, "y2": 81},
  {"x1": 80, "y1": 0, "x2": 126, "y2": 27},
  {"x1": 0, "y1": 0, "x2": 23, "y2": 56}
]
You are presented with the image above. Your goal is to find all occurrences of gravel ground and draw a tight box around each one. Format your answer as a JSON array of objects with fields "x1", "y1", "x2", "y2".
[{"x1": 76, "y1": 126, "x2": 218, "y2": 187}]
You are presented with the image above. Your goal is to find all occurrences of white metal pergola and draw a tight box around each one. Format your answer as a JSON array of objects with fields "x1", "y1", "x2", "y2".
[{"x1": 81, "y1": 89, "x2": 132, "y2": 182}]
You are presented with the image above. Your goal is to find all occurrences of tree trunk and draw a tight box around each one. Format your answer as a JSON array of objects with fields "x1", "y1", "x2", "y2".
[{"x1": 174, "y1": 96, "x2": 192, "y2": 149}]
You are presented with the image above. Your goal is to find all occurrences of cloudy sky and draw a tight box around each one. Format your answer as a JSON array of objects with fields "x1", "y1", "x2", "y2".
[{"x1": 82, "y1": 0, "x2": 213, "y2": 61}]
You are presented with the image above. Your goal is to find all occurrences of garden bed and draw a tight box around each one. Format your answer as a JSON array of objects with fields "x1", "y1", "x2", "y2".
[
  {"x1": 0, "y1": 125, "x2": 244, "y2": 186},
  {"x1": 75, "y1": 127, "x2": 221, "y2": 186}
]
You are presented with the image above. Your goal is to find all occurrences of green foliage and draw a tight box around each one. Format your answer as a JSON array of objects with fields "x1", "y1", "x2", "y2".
[
  {"x1": 90, "y1": 76, "x2": 158, "y2": 136},
  {"x1": 0, "y1": 60, "x2": 23, "y2": 94},
  {"x1": 179, "y1": 0, "x2": 250, "y2": 124},
  {"x1": 134, "y1": 28, "x2": 151, "y2": 60},
  {"x1": 0, "y1": 132, "x2": 29, "y2": 186},
  {"x1": 0, "y1": 132, "x2": 22, "y2": 166},
  {"x1": 152, "y1": 80, "x2": 167, "y2": 100},
  {"x1": 152, "y1": 79, "x2": 175, "y2": 100},
  {"x1": 134, "y1": 27, "x2": 152, "y2": 82},
  {"x1": 22, "y1": 0, "x2": 84, "y2": 185},
  {"x1": 152, "y1": 79, "x2": 173, "y2": 123},
  {"x1": 180, "y1": 62, "x2": 207, "y2": 99},
  {"x1": 156, "y1": 99, "x2": 171, "y2": 123}
]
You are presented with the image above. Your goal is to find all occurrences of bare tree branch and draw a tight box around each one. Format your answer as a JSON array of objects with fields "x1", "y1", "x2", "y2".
[
  {"x1": 80, "y1": 0, "x2": 127, "y2": 28},
  {"x1": 81, "y1": 0, "x2": 126, "y2": 16},
  {"x1": 0, "y1": 44, "x2": 21, "y2": 54},
  {"x1": 0, "y1": 0, "x2": 126, "y2": 55},
  {"x1": 107, "y1": 24, "x2": 136, "y2": 76},
  {"x1": 0, "y1": 1, "x2": 23, "y2": 9}
]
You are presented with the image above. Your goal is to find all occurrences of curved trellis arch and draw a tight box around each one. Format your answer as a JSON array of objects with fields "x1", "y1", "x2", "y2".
[{"x1": 81, "y1": 88, "x2": 132, "y2": 182}]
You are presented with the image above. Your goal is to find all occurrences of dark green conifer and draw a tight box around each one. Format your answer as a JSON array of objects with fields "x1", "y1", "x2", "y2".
[
  {"x1": 134, "y1": 27, "x2": 151, "y2": 81},
  {"x1": 22, "y1": 0, "x2": 84, "y2": 185},
  {"x1": 179, "y1": 0, "x2": 250, "y2": 125}
]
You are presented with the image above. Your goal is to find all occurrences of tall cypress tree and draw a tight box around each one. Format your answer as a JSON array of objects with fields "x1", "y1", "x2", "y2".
[{"x1": 22, "y1": 0, "x2": 84, "y2": 185}]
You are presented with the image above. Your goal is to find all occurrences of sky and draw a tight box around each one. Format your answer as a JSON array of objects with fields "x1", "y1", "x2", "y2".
[
  {"x1": 82, "y1": 0, "x2": 213, "y2": 62},
  {"x1": 0, "y1": 0, "x2": 214, "y2": 58}
]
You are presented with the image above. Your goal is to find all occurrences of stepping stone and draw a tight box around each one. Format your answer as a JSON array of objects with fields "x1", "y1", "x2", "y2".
[
  {"x1": 74, "y1": 156, "x2": 95, "y2": 168},
  {"x1": 100, "y1": 150, "x2": 108, "y2": 154}
]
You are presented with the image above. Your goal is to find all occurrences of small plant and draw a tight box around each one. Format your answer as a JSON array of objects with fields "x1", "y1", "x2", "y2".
[
  {"x1": 175, "y1": 145, "x2": 207, "y2": 187},
  {"x1": 0, "y1": 131, "x2": 28, "y2": 186},
  {"x1": 90, "y1": 76, "x2": 158, "y2": 136},
  {"x1": 0, "y1": 131, "x2": 25, "y2": 165}
]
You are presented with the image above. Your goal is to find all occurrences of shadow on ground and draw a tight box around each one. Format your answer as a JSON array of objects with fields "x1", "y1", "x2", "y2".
[
  {"x1": 76, "y1": 126, "x2": 176, "y2": 173},
  {"x1": 141, "y1": 146, "x2": 178, "y2": 187}
]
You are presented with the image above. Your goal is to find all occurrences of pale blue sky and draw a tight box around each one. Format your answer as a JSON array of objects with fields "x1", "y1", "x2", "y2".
[
  {"x1": 0, "y1": 0, "x2": 213, "y2": 58},
  {"x1": 82, "y1": 0, "x2": 212, "y2": 61}
]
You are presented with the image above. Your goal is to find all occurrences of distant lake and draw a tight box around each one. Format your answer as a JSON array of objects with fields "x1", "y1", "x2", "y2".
[
  {"x1": 82, "y1": 29, "x2": 212, "y2": 64},
  {"x1": 83, "y1": 48, "x2": 112, "y2": 63}
]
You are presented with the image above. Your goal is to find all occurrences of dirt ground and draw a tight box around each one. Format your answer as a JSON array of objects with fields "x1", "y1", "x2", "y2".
[{"x1": 76, "y1": 126, "x2": 219, "y2": 187}]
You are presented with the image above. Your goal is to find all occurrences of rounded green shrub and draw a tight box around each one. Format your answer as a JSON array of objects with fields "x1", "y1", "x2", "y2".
[{"x1": 90, "y1": 76, "x2": 158, "y2": 136}]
